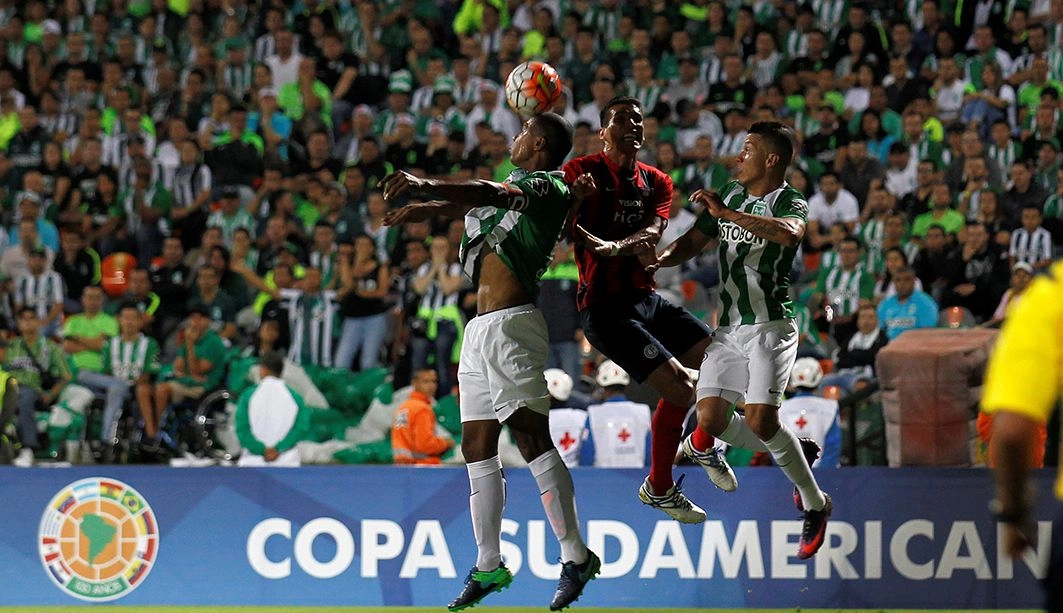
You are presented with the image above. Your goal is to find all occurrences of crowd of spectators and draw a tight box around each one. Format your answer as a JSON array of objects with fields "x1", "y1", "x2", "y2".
[{"x1": 0, "y1": 0, "x2": 1060, "y2": 465}]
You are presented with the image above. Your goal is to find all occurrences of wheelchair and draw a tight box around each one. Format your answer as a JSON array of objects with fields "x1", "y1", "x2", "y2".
[
  {"x1": 155, "y1": 387, "x2": 236, "y2": 462},
  {"x1": 84, "y1": 387, "x2": 236, "y2": 464}
]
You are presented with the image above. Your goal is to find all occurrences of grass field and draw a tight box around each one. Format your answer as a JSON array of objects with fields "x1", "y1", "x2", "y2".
[{"x1": 0, "y1": 603, "x2": 1041, "y2": 607}]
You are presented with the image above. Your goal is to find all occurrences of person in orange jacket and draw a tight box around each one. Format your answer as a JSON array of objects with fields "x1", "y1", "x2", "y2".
[{"x1": 392, "y1": 368, "x2": 454, "y2": 464}]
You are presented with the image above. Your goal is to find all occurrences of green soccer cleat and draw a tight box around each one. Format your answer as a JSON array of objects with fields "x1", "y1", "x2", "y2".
[{"x1": 447, "y1": 564, "x2": 514, "y2": 611}]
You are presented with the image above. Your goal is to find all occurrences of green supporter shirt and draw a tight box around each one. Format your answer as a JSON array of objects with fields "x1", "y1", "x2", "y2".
[
  {"x1": 101, "y1": 334, "x2": 161, "y2": 382},
  {"x1": 100, "y1": 111, "x2": 156, "y2": 137},
  {"x1": 105, "y1": 292, "x2": 161, "y2": 317},
  {"x1": 4, "y1": 336, "x2": 70, "y2": 392},
  {"x1": 187, "y1": 290, "x2": 239, "y2": 332},
  {"x1": 112, "y1": 186, "x2": 174, "y2": 225},
  {"x1": 207, "y1": 209, "x2": 256, "y2": 244},
  {"x1": 680, "y1": 162, "x2": 730, "y2": 193},
  {"x1": 792, "y1": 302, "x2": 822, "y2": 348},
  {"x1": 174, "y1": 329, "x2": 228, "y2": 390},
  {"x1": 912, "y1": 208, "x2": 966, "y2": 238},
  {"x1": 1018, "y1": 80, "x2": 1063, "y2": 114},
  {"x1": 213, "y1": 129, "x2": 264, "y2": 156},
  {"x1": 458, "y1": 169, "x2": 571, "y2": 301},
  {"x1": 278, "y1": 80, "x2": 333, "y2": 127},
  {"x1": 292, "y1": 197, "x2": 321, "y2": 232},
  {"x1": 1045, "y1": 193, "x2": 1063, "y2": 220},
  {"x1": 815, "y1": 266, "x2": 876, "y2": 317},
  {"x1": 909, "y1": 138, "x2": 945, "y2": 168},
  {"x1": 694, "y1": 180, "x2": 808, "y2": 326},
  {"x1": 492, "y1": 159, "x2": 519, "y2": 183},
  {"x1": 62, "y1": 313, "x2": 119, "y2": 373}
]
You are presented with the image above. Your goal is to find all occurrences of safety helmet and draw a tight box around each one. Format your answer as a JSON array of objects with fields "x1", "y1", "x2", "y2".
[
  {"x1": 544, "y1": 368, "x2": 573, "y2": 402},
  {"x1": 595, "y1": 360, "x2": 630, "y2": 388},
  {"x1": 790, "y1": 357, "x2": 824, "y2": 390}
]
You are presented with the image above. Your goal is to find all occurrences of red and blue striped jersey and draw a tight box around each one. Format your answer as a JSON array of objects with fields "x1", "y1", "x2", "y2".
[{"x1": 563, "y1": 152, "x2": 673, "y2": 310}]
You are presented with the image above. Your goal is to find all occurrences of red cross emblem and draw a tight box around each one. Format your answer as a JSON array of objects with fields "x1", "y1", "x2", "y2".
[
  {"x1": 559, "y1": 432, "x2": 576, "y2": 450},
  {"x1": 795, "y1": 416, "x2": 808, "y2": 429},
  {"x1": 618, "y1": 428, "x2": 631, "y2": 442}
]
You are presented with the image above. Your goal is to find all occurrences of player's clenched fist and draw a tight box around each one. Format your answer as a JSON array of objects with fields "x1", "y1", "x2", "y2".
[{"x1": 570, "y1": 173, "x2": 596, "y2": 202}]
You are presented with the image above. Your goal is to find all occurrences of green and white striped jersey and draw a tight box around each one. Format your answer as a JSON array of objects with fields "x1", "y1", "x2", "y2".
[
  {"x1": 988, "y1": 140, "x2": 1021, "y2": 173},
  {"x1": 14, "y1": 271, "x2": 65, "y2": 321},
  {"x1": 864, "y1": 241, "x2": 919, "y2": 277},
  {"x1": 459, "y1": 169, "x2": 570, "y2": 301},
  {"x1": 287, "y1": 290, "x2": 339, "y2": 368},
  {"x1": 694, "y1": 180, "x2": 808, "y2": 326},
  {"x1": 102, "y1": 335, "x2": 161, "y2": 382},
  {"x1": 624, "y1": 82, "x2": 664, "y2": 116},
  {"x1": 815, "y1": 265, "x2": 876, "y2": 317},
  {"x1": 858, "y1": 217, "x2": 885, "y2": 253}
]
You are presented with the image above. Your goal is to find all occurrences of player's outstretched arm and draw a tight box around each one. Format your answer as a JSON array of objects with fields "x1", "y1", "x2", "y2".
[
  {"x1": 382, "y1": 200, "x2": 467, "y2": 226},
  {"x1": 692, "y1": 189, "x2": 805, "y2": 248},
  {"x1": 655, "y1": 225, "x2": 712, "y2": 270},
  {"x1": 380, "y1": 170, "x2": 526, "y2": 211},
  {"x1": 573, "y1": 217, "x2": 666, "y2": 257}
]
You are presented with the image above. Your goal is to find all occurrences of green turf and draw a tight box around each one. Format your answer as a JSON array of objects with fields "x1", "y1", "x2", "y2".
[{"x1": 0, "y1": 603, "x2": 1037, "y2": 607}]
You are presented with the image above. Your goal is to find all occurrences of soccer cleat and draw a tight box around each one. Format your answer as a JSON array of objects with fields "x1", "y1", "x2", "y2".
[
  {"x1": 447, "y1": 564, "x2": 514, "y2": 611},
  {"x1": 638, "y1": 474, "x2": 707, "y2": 524},
  {"x1": 793, "y1": 437, "x2": 822, "y2": 511},
  {"x1": 681, "y1": 433, "x2": 738, "y2": 492},
  {"x1": 549, "y1": 549, "x2": 601, "y2": 611},
  {"x1": 797, "y1": 493, "x2": 833, "y2": 560}
]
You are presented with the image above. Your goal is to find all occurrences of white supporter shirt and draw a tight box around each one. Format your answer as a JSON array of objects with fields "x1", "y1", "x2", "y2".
[
  {"x1": 238, "y1": 376, "x2": 301, "y2": 467},
  {"x1": 587, "y1": 400, "x2": 651, "y2": 468},
  {"x1": 934, "y1": 79, "x2": 970, "y2": 123},
  {"x1": 808, "y1": 189, "x2": 860, "y2": 228},
  {"x1": 778, "y1": 393, "x2": 841, "y2": 467},
  {"x1": 266, "y1": 52, "x2": 304, "y2": 89},
  {"x1": 885, "y1": 160, "x2": 918, "y2": 198},
  {"x1": 549, "y1": 408, "x2": 589, "y2": 468}
]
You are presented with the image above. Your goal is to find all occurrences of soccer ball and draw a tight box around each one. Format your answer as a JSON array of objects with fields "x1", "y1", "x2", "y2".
[{"x1": 505, "y1": 61, "x2": 563, "y2": 116}]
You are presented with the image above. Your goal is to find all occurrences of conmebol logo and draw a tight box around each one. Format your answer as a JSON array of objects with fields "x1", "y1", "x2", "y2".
[{"x1": 38, "y1": 477, "x2": 159, "y2": 602}]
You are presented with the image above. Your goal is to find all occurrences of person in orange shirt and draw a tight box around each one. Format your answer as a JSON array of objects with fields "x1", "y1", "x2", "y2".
[{"x1": 392, "y1": 368, "x2": 454, "y2": 465}]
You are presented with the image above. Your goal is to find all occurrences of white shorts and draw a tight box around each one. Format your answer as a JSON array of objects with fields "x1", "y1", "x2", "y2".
[
  {"x1": 697, "y1": 318, "x2": 798, "y2": 407},
  {"x1": 458, "y1": 304, "x2": 551, "y2": 423}
]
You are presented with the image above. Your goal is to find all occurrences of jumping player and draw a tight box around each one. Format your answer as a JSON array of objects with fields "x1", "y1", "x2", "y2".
[
  {"x1": 563, "y1": 96, "x2": 736, "y2": 524},
  {"x1": 651, "y1": 121, "x2": 833, "y2": 559},
  {"x1": 380, "y1": 112, "x2": 600, "y2": 612}
]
